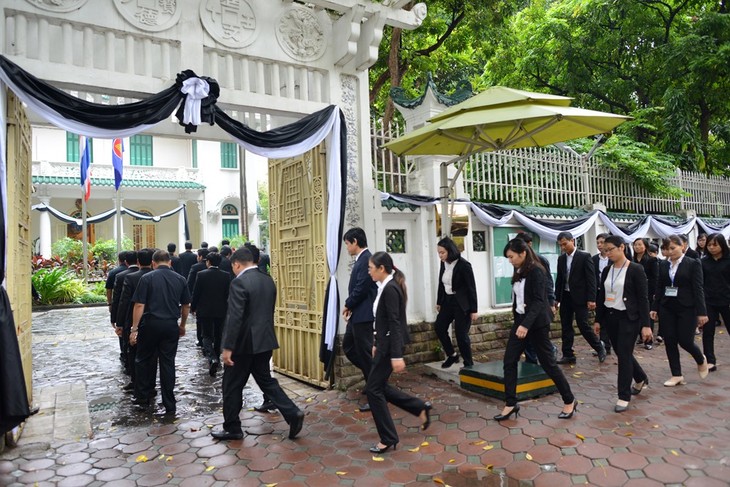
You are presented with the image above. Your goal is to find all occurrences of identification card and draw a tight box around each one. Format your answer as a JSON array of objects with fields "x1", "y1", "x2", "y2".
[
  {"x1": 665, "y1": 286, "x2": 679, "y2": 297},
  {"x1": 605, "y1": 292, "x2": 617, "y2": 302}
]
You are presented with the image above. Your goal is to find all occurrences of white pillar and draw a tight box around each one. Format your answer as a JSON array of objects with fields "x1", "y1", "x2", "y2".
[
  {"x1": 39, "y1": 196, "x2": 52, "y2": 258},
  {"x1": 178, "y1": 199, "x2": 187, "y2": 249}
]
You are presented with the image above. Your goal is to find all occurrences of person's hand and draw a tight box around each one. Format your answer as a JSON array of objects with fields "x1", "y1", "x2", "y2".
[
  {"x1": 641, "y1": 326, "x2": 653, "y2": 342},
  {"x1": 515, "y1": 325, "x2": 529, "y2": 339},
  {"x1": 179, "y1": 325, "x2": 186, "y2": 337},
  {"x1": 650, "y1": 311, "x2": 658, "y2": 321},
  {"x1": 593, "y1": 322, "x2": 601, "y2": 336},
  {"x1": 372, "y1": 346, "x2": 377, "y2": 358},
  {"x1": 342, "y1": 308, "x2": 351, "y2": 320},
  {"x1": 697, "y1": 315, "x2": 709, "y2": 327},
  {"x1": 114, "y1": 326, "x2": 122, "y2": 337},
  {"x1": 550, "y1": 305, "x2": 557, "y2": 315},
  {"x1": 470, "y1": 312, "x2": 478, "y2": 323},
  {"x1": 129, "y1": 330, "x2": 138, "y2": 346},
  {"x1": 436, "y1": 305, "x2": 440, "y2": 312},
  {"x1": 587, "y1": 301, "x2": 596, "y2": 311},
  {"x1": 391, "y1": 358, "x2": 406, "y2": 373},
  {"x1": 222, "y1": 349, "x2": 234, "y2": 367}
]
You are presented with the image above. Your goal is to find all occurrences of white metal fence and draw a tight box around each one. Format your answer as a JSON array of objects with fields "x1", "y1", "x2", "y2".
[{"x1": 371, "y1": 119, "x2": 730, "y2": 216}]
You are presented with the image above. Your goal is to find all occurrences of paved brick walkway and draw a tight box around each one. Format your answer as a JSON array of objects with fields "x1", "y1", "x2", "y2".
[{"x1": 1, "y1": 308, "x2": 730, "y2": 486}]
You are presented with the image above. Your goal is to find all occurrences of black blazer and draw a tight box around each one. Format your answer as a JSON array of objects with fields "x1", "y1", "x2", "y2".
[
  {"x1": 633, "y1": 254, "x2": 658, "y2": 300},
  {"x1": 221, "y1": 268, "x2": 279, "y2": 355},
  {"x1": 437, "y1": 258, "x2": 478, "y2": 314},
  {"x1": 116, "y1": 268, "x2": 153, "y2": 328},
  {"x1": 537, "y1": 254, "x2": 556, "y2": 306},
  {"x1": 170, "y1": 255, "x2": 181, "y2": 275},
  {"x1": 512, "y1": 265, "x2": 552, "y2": 330},
  {"x1": 219, "y1": 257, "x2": 235, "y2": 281},
  {"x1": 653, "y1": 257, "x2": 707, "y2": 315},
  {"x1": 595, "y1": 262, "x2": 650, "y2": 326},
  {"x1": 555, "y1": 250, "x2": 596, "y2": 305},
  {"x1": 345, "y1": 249, "x2": 377, "y2": 324},
  {"x1": 684, "y1": 248, "x2": 700, "y2": 260},
  {"x1": 374, "y1": 279, "x2": 411, "y2": 359},
  {"x1": 178, "y1": 251, "x2": 197, "y2": 278},
  {"x1": 191, "y1": 267, "x2": 231, "y2": 318},
  {"x1": 111, "y1": 266, "x2": 139, "y2": 324},
  {"x1": 186, "y1": 261, "x2": 207, "y2": 293}
]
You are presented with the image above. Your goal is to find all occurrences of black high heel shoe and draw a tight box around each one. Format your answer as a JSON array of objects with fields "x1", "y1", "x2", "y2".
[
  {"x1": 369, "y1": 442, "x2": 397, "y2": 454},
  {"x1": 421, "y1": 402, "x2": 433, "y2": 431},
  {"x1": 493, "y1": 404, "x2": 520, "y2": 421},
  {"x1": 558, "y1": 400, "x2": 578, "y2": 419}
]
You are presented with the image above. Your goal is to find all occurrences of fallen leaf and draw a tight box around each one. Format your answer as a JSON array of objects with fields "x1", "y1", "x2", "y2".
[
  {"x1": 448, "y1": 459, "x2": 455, "y2": 463},
  {"x1": 421, "y1": 441, "x2": 429, "y2": 447},
  {"x1": 190, "y1": 428, "x2": 199, "y2": 432},
  {"x1": 336, "y1": 471, "x2": 347, "y2": 475},
  {"x1": 166, "y1": 473, "x2": 173, "y2": 479},
  {"x1": 305, "y1": 397, "x2": 313, "y2": 403},
  {"x1": 372, "y1": 456, "x2": 384, "y2": 462},
  {"x1": 482, "y1": 445, "x2": 494, "y2": 451},
  {"x1": 525, "y1": 453, "x2": 533, "y2": 461},
  {"x1": 624, "y1": 432, "x2": 633, "y2": 437},
  {"x1": 206, "y1": 424, "x2": 213, "y2": 429},
  {"x1": 653, "y1": 424, "x2": 659, "y2": 429},
  {"x1": 157, "y1": 454, "x2": 165, "y2": 460},
  {"x1": 434, "y1": 479, "x2": 450, "y2": 486},
  {"x1": 671, "y1": 450, "x2": 679, "y2": 456},
  {"x1": 471, "y1": 440, "x2": 486, "y2": 446},
  {"x1": 165, "y1": 456, "x2": 173, "y2": 462},
  {"x1": 408, "y1": 446, "x2": 420, "y2": 452},
  {"x1": 135, "y1": 455, "x2": 148, "y2": 463},
  {"x1": 485, "y1": 464, "x2": 494, "y2": 471},
  {"x1": 205, "y1": 465, "x2": 216, "y2": 472},
  {"x1": 575, "y1": 433, "x2": 586, "y2": 441},
  {"x1": 265, "y1": 484, "x2": 277, "y2": 487},
  {"x1": 323, "y1": 399, "x2": 327, "y2": 403}
]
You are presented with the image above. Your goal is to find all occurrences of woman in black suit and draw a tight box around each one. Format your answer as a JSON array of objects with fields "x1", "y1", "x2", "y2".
[
  {"x1": 594, "y1": 236, "x2": 653, "y2": 412},
  {"x1": 651, "y1": 235, "x2": 709, "y2": 386},
  {"x1": 700, "y1": 233, "x2": 730, "y2": 372},
  {"x1": 496, "y1": 239, "x2": 576, "y2": 421},
  {"x1": 434, "y1": 237, "x2": 478, "y2": 368},
  {"x1": 632, "y1": 237, "x2": 658, "y2": 350},
  {"x1": 366, "y1": 251, "x2": 431, "y2": 454}
]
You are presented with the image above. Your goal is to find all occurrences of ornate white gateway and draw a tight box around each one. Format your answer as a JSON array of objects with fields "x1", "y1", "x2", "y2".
[{"x1": 1, "y1": 0, "x2": 426, "y2": 387}]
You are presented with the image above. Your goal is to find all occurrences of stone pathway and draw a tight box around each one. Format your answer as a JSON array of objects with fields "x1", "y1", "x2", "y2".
[{"x1": 1, "y1": 307, "x2": 730, "y2": 486}]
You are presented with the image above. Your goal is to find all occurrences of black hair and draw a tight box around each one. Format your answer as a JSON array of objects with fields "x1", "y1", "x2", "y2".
[
  {"x1": 556, "y1": 231, "x2": 574, "y2": 242},
  {"x1": 515, "y1": 231, "x2": 533, "y2": 243},
  {"x1": 184, "y1": 241, "x2": 193, "y2": 250},
  {"x1": 503, "y1": 238, "x2": 545, "y2": 284},
  {"x1": 596, "y1": 233, "x2": 610, "y2": 240},
  {"x1": 231, "y1": 247, "x2": 254, "y2": 264},
  {"x1": 679, "y1": 234, "x2": 689, "y2": 243},
  {"x1": 167, "y1": 242, "x2": 176, "y2": 253},
  {"x1": 124, "y1": 251, "x2": 138, "y2": 266},
  {"x1": 706, "y1": 233, "x2": 730, "y2": 258},
  {"x1": 137, "y1": 248, "x2": 154, "y2": 267},
  {"x1": 343, "y1": 227, "x2": 368, "y2": 248},
  {"x1": 370, "y1": 251, "x2": 407, "y2": 304},
  {"x1": 436, "y1": 236, "x2": 460, "y2": 263},
  {"x1": 603, "y1": 235, "x2": 625, "y2": 250},
  {"x1": 648, "y1": 243, "x2": 659, "y2": 254},
  {"x1": 244, "y1": 242, "x2": 260, "y2": 263},
  {"x1": 661, "y1": 235, "x2": 683, "y2": 250},
  {"x1": 206, "y1": 252, "x2": 223, "y2": 266},
  {"x1": 220, "y1": 245, "x2": 232, "y2": 257},
  {"x1": 632, "y1": 237, "x2": 650, "y2": 260},
  {"x1": 152, "y1": 250, "x2": 171, "y2": 263},
  {"x1": 696, "y1": 232, "x2": 708, "y2": 253},
  {"x1": 118, "y1": 251, "x2": 128, "y2": 263},
  {"x1": 197, "y1": 248, "x2": 210, "y2": 258},
  {"x1": 200, "y1": 241, "x2": 209, "y2": 248},
  {"x1": 221, "y1": 239, "x2": 230, "y2": 246},
  {"x1": 208, "y1": 246, "x2": 219, "y2": 254}
]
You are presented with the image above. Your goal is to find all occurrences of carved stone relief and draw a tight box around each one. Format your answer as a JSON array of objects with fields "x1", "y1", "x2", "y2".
[
  {"x1": 24, "y1": 0, "x2": 89, "y2": 12},
  {"x1": 276, "y1": 5, "x2": 327, "y2": 62},
  {"x1": 200, "y1": 0, "x2": 257, "y2": 48},
  {"x1": 340, "y1": 74, "x2": 360, "y2": 230},
  {"x1": 113, "y1": 0, "x2": 182, "y2": 32}
]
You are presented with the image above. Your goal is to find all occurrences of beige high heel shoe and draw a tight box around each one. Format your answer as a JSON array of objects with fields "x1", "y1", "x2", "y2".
[{"x1": 663, "y1": 376, "x2": 686, "y2": 387}]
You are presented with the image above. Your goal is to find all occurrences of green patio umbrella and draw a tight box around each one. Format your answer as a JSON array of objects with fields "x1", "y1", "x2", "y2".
[{"x1": 382, "y1": 86, "x2": 631, "y2": 235}]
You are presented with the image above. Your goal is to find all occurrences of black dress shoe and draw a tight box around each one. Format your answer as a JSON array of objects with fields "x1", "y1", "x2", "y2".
[
  {"x1": 441, "y1": 354, "x2": 460, "y2": 368},
  {"x1": 254, "y1": 400, "x2": 276, "y2": 412},
  {"x1": 122, "y1": 382, "x2": 135, "y2": 392},
  {"x1": 358, "y1": 403, "x2": 371, "y2": 412},
  {"x1": 493, "y1": 404, "x2": 520, "y2": 421},
  {"x1": 631, "y1": 379, "x2": 648, "y2": 395},
  {"x1": 709, "y1": 365, "x2": 718, "y2": 372},
  {"x1": 209, "y1": 360, "x2": 220, "y2": 377},
  {"x1": 369, "y1": 442, "x2": 397, "y2": 454},
  {"x1": 288, "y1": 411, "x2": 305, "y2": 439},
  {"x1": 211, "y1": 429, "x2": 243, "y2": 440},
  {"x1": 598, "y1": 346, "x2": 607, "y2": 363},
  {"x1": 132, "y1": 397, "x2": 150, "y2": 406},
  {"x1": 557, "y1": 356, "x2": 576, "y2": 365},
  {"x1": 421, "y1": 402, "x2": 433, "y2": 431}
]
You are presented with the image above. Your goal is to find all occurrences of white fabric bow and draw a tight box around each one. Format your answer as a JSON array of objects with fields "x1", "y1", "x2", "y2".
[{"x1": 180, "y1": 78, "x2": 210, "y2": 126}]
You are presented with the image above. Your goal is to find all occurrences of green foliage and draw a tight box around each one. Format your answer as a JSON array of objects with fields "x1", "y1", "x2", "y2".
[
  {"x1": 32, "y1": 267, "x2": 87, "y2": 305},
  {"x1": 90, "y1": 237, "x2": 134, "y2": 263},
  {"x1": 228, "y1": 235, "x2": 249, "y2": 249},
  {"x1": 51, "y1": 237, "x2": 83, "y2": 263},
  {"x1": 257, "y1": 181, "x2": 270, "y2": 249},
  {"x1": 90, "y1": 281, "x2": 107, "y2": 296},
  {"x1": 78, "y1": 292, "x2": 106, "y2": 304}
]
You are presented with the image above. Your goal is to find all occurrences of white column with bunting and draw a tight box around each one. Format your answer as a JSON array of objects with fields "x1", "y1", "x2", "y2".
[
  {"x1": 178, "y1": 198, "x2": 187, "y2": 248},
  {"x1": 38, "y1": 196, "x2": 52, "y2": 258}
]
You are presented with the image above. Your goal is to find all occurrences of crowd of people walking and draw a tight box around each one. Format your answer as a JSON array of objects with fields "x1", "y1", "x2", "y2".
[{"x1": 103, "y1": 225, "x2": 727, "y2": 452}]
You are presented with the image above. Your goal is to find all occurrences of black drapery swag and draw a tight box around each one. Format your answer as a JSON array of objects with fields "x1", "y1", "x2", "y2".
[{"x1": 0, "y1": 288, "x2": 30, "y2": 434}]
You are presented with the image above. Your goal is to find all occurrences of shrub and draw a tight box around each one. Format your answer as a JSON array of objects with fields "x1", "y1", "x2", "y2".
[
  {"x1": 90, "y1": 237, "x2": 134, "y2": 263},
  {"x1": 32, "y1": 267, "x2": 87, "y2": 305},
  {"x1": 51, "y1": 238, "x2": 83, "y2": 263},
  {"x1": 227, "y1": 234, "x2": 249, "y2": 249},
  {"x1": 78, "y1": 292, "x2": 107, "y2": 304}
]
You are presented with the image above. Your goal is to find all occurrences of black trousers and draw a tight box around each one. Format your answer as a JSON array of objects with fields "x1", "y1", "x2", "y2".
[
  {"x1": 342, "y1": 320, "x2": 374, "y2": 381},
  {"x1": 659, "y1": 302, "x2": 705, "y2": 376},
  {"x1": 222, "y1": 350, "x2": 300, "y2": 435},
  {"x1": 503, "y1": 315, "x2": 574, "y2": 407},
  {"x1": 366, "y1": 350, "x2": 426, "y2": 446},
  {"x1": 559, "y1": 293, "x2": 603, "y2": 357},
  {"x1": 704, "y1": 303, "x2": 730, "y2": 365},
  {"x1": 603, "y1": 309, "x2": 648, "y2": 401},
  {"x1": 198, "y1": 316, "x2": 225, "y2": 363},
  {"x1": 135, "y1": 319, "x2": 179, "y2": 411},
  {"x1": 434, "y1": 295, "x2": 474, "y2": 366}
]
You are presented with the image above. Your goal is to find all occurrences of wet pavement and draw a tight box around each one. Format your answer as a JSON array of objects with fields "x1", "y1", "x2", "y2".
[{"x1": 1, "y1": 306, "x2": 730, "y2": 486}]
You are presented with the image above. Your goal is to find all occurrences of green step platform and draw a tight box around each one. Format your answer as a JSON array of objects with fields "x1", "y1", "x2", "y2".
[{"x1": 460, "y1": 361, "x2": 557, "y2": 401}]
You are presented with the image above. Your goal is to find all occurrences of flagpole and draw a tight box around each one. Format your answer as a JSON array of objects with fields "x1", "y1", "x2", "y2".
[
  {"x1": 81, "y1": 191, "x2": 88, "y2": 283},
  {"x1": 116, "y1": 189, "x2": 121, "y2": 256}
]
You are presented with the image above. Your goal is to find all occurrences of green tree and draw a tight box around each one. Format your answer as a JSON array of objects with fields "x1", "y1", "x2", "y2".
[{"x1": 257, "y1": 181, "x2": 270, "y2": 249}]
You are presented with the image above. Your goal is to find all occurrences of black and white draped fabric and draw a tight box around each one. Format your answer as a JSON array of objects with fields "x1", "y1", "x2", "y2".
[
  {"x1": 1, "y1": 55, "x2": 347, "y2": 376},
  {"x1": 381, "y1": 192, "x2": 730, "y2": 241}
]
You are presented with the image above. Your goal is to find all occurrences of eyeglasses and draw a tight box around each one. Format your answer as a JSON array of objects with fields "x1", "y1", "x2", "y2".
[{"x1": 604, "y1": 246, "x2": 618, "y2": 253}]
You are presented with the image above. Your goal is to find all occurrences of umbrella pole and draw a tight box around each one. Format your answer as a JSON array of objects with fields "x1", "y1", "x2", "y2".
[{"x1": 440, "y1": 153, "x2": 476, "y2": 238}]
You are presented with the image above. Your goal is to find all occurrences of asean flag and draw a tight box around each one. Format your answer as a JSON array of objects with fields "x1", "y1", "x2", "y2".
[
  {"x1": 112, "y1": 138, "x2": 124, "y2": 190},
  {"x1": 79, "y1": 135, "x2": 92, "y2": 201}
]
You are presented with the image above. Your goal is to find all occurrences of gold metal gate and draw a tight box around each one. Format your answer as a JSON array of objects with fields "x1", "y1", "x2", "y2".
[
  {"x1": 5, "y1": 91, "x2": 33, "y2": 400},
  {"x1": 269, "y1": 145, "x2": 329, "y2": 388}
]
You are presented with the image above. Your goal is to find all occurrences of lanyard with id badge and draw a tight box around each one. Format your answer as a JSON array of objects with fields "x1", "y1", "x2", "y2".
[
  {"x1": 666, "y1": 261, "x2": 680, "y2": 297},
  {"x1": 606, "y1": 261, "x2": 627, "y2": 303}
]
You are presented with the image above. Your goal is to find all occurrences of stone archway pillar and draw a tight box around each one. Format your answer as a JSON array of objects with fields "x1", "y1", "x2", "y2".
[
  {"x1": 178, "y1": 199, "x2": 187, "y2": 249},
  {"x1": 38, "y1": 196, "x2": 52, "y2": 258}
]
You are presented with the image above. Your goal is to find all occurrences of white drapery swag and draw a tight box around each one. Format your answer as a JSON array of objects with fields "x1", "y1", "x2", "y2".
[{"x1": 31, "y1": 203, "x2": 187, "y2": 225}]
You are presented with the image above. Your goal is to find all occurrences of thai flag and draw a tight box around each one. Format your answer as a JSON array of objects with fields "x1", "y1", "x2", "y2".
[
  {"x1": 112, "y1": 138, "x2": 124, "y2": 190},
  {"x1": 79, "y1": 135, "x2": 92, "y2": 201}
]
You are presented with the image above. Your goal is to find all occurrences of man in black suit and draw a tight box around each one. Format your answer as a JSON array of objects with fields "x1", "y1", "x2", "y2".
[
  {"x1": 191, "y1": 252, "x2": 231, "y2": 376},
  {"x1": 212, "y1": 248, "x2": 304, "y2": 441},
  {"x1": 187, "y1": 248, "x2": 210, "y2": 346},
  {"x1": 258, "y1": 250, "x2": 270, "y2": 275},
  {"x1": 118, "y1": 249, "x2": 154, "y2": 393},
  {"x1": 219, "y1": 245, "x2": 234, "y2": 279},
  {"x1": 341, "y1": 228, "x2": 377, "y2": 412},
  {"x1": 680, "y1": 234, "x2": 700, "y2": 259},
  {"x1": 106, "y1": 251, "x2": 128, "y2": 364},
  {"x1": 555, "y1": 231, "x2": 606, "y2": 364},
  {"x1": 111, "y1": 251, "x2": 139, "y2": 374},
  {"x1": 592, "y1": 233, "x2": 613, "y2": 355},
  {"x1": 167, "y1": 243, "x2": 181, "y2": 274},
  {"x1": 178, "y1": 241, "x2": 198, "y2": 278}
]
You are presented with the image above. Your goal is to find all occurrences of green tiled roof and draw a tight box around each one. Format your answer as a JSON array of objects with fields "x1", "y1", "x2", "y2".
[
  {"x1": 32, "y1": 176, "x2": 205, "y2": 190},
  {"x1": 495, "y1": 204, "x2": 587, "y2": 219}
]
